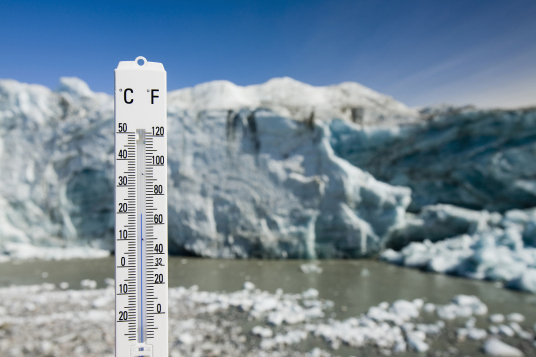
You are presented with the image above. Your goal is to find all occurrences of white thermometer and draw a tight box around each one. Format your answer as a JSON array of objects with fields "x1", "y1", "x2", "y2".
[{"x1": 114, "y1": 56, "x2": 168, "y2": 357}]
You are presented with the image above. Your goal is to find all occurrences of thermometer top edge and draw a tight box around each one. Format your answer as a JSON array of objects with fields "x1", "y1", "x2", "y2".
[{"x1": 115, "y1": 60, "x2": 165, "y2": 72}]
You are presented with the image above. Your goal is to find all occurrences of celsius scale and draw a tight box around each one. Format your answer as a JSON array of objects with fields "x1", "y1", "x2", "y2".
[{"x1": 114, "y1": 56, "x2": 168, "y2": 357}]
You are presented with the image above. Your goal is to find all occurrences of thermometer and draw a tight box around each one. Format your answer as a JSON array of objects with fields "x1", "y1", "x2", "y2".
[{"x1": 114, "y1": 56, "x2": 168, "y2": 357}]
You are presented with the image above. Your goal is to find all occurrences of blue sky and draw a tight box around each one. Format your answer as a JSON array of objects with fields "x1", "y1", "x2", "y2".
[{"x1": 1, "y1": 0, "x2": 535, "y2": 108}]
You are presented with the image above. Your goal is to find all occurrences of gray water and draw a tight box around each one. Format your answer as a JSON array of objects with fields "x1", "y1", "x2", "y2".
[
  {"x1": 1, "y1": 257, "x2": 535, "y2": 322},
  {"x1": 2, "y1": 257, "x2": 536, "y2": 356}
]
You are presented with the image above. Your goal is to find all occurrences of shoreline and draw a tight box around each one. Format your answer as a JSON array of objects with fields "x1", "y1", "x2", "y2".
[{"x1": 0, "y1": 280, "x2": 535, "y2": 356}]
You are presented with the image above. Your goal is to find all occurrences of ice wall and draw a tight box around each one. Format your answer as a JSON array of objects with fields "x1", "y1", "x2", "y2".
[
  {"x1": 0, "y1": 77, "x2": 413, "y2": 259},
  {"x1": 329, "y1": 107, "x2": 536, "y2": 212},
  {"x1": 2, "y1": 75, "x2": 535, "y2": 276}
]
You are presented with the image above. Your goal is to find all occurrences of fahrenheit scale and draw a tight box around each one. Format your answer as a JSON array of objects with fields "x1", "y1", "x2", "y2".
[{"x1": 115, "y1": 57, "x2": 168, "y2": 357}]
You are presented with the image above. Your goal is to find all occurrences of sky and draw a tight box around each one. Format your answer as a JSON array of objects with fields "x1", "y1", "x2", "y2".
[{"x1": 0, "y1": 0, "x2": 535, "y2": 108}]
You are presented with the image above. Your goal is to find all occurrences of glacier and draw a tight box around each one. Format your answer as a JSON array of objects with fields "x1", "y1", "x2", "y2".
[
  {"x1": 1, "y1": 76, "x2": 536, "y2": 292},
  {"x1": 381, "y1": 205, "x2": 536, "y2": 293},
  {"x1": 329, "y1": 106, "x2": 536, "y2": 212},
  {"x1": 0, "y1": 77, "x2": 413, "y2": 259}
]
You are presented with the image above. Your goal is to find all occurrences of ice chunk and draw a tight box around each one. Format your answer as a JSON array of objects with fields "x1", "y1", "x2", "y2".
[
  {"x1": 490, "y1": 314, "x2": 505, "y2": 324},
  {"x1": 391, "y1": 300, "x2": 420, "y2": 319},
  {"x1": 507, "y1": 269, "x2": 536, "y2": 293},
  {"x1": 302, "y1": 288, "x2": 319, "y2": 299},
  {"x1": 423, "y1": 303, "x2": 435, "y2": 313},
  {"x1": 482, "y1": 338, "x2": 524, "y2": 356},
  {"x1": 452, "y1": 295, "x2": 488, "y2": 315},
  {"x1": 306, "y1": 348, "x2": 331, "y2": 357},
  {"x1": 489, "y1": 325, "x2": 500, "y2": 335},
  {"x1": 498, "y1": 325, "x2": 515, "y2": 337},
  {"x1": 243, "y1": 281, "x2": 255, "y2": 290},
  {"x1": 465, "y1": 317, "x2": 476, "y2": 328},
  {"x1": 178, "y1": 333, "x2": 195, "y2": 345},
  {"x1": 252, "y1": 326, "x2": 273, "y2": 338},
  {"x1": 80, "y1": 279, "x2": 97, "y2": 289},
  {"x1": 379, "y1": 249, "x2": 404, "y2": 264},
  {"x1": 406, "y1": 333, "x2": 429, "y2": 352},
  {"x1": 300, "y1": 263, "x2": 323, "y2": 274},
  {"x1": 468, "y1": 328, "x2": 488, "y2": 340},
  {"x1": 412, "y1": 298, "x2": 424, "y2": 310},
  {"x1": 506, "y1": 313, "x2": 525, "y2": 323},
  {"x1": 59, "y1": 282, "x2": 69, "y2": 290}
]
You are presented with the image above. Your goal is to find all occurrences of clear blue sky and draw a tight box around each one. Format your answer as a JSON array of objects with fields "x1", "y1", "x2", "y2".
[{"x1": 1, "y1": 0, "x2": 535, "y2": 108}]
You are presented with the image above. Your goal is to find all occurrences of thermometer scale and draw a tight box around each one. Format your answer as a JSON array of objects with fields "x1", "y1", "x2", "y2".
[{"x1": 114, "y1": 57, "x2": 168, "y2": 357}]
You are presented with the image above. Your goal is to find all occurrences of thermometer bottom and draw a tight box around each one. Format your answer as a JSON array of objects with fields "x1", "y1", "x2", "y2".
[{"x1": 131, "y1": 343, "x2": 152, "y2": 357}]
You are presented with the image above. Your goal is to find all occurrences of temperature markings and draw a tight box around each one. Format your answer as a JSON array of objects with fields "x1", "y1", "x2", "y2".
[{"x1": 115, "y1": 56, "x2": 168, "y2": 357}]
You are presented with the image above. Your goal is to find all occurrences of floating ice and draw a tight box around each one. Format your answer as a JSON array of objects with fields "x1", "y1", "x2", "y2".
[
  {"x1": 300, "y1": 263, "x2": 323, "y2": 274},
  {"x1": 243, "y1": 281, "x2": 255, "y2": 290},
  {"x1": 423, "y1": 303, "x2": 435, "y2": 313},
  {"x1": 306, "y1": 348, "x2": 331, "y2": 357},
  {"x1": 381, "y1": 218, "x2": 536, "y2": 293},
  {"x1": 0, "y1": 283, "x2": 534, "y2": 356},
  {"x1": 80, "y1": 279, "x2": 97, "y2": 289},
  {"x1": 302, "y1": 288, "x2": 319, "y2": 300},
  {"x1": 482, "y1": 338, "x2": 524, "y2": 356},
  {"x1": 498, "y1": 325, "x2": 515, "y2": 337},
  {"x1": 457, "y1": 327, "x2": 487, "y2": 341},
  {"x1": 406, "y1": 333, "x2": 429, "y2": 352},
  {"x1": 507, "y1": 313, "x2": 525, "y2": 323},
  {"x1": 490, "y1": 314, "x2": 505, "y2": 324},
  {"x1": 252, "y1": 326, "x2": 273, "y2": 338},
  {"x1": 260, "y1": 329, "x2": 308, "y2": 350}
]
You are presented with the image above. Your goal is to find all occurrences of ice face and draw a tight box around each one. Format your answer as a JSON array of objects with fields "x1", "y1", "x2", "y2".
[
  {"x1": 329, "y1": 108, "x2": 536, "y2": 212},
  {"x1": 2, "y1": 75, "x2": 536, "y2": 283},
  {"x1": 0, "y1": 77, "x2": 412, "y2": 259},
  {"x1": 380, "y1": 212, "x2": 536, "y2": 293}
]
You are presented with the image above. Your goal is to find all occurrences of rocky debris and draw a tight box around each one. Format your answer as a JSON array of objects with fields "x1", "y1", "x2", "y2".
[{"x1": 0, "y1": 283, "x2": 534, "y2": 356}]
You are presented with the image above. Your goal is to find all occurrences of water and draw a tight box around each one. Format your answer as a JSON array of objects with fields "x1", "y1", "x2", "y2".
[
  {"x1": 2, "y1": 257, "x2": 536, "y2": 356},
  {"x1": 1, "y1": 257, "x2": 535, "y2": 322}
]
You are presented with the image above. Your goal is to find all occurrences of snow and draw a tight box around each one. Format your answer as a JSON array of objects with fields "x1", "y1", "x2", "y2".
[{"x1": 168, "y1": 77, "x2": 418, "y2": 125}]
